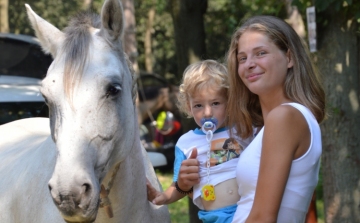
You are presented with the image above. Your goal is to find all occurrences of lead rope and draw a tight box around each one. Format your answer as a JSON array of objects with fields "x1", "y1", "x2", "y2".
[{"x1": 99, "y1": 162, "x2": 120, "y2": 218}]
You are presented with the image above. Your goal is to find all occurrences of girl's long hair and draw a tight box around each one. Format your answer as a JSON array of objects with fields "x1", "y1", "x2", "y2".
[{"x1": 226, "y1": 15, "x2": 325, "y2": 138}]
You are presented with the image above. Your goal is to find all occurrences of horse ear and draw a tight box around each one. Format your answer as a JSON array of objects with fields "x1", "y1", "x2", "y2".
[
  {"x1": 100, "y1": 0, "x2": 124, "y2": 41},
  {"x1": 25, "y1": 4, "x2": 64, "y2": 58}
]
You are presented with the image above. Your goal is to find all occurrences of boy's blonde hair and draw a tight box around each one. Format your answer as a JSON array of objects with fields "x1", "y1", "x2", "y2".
[{"x1": 177, "y1": 60, "x2": 229, "y2": 118}]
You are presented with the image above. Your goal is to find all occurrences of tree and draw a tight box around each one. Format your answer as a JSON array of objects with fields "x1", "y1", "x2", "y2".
[
  {"x1": 295, "y1": 0, "x2": 360, "y2": 222},
  {"x1": 0, "y1": 0, "x2": 9, "y2": 32},
  {"x1": 135, "y1": 0, "x2": 177, "y2": 82},
  {"x1": 167, "y1": 1, "x2": 208, "y2": 222},
  {"x1": 144, "y1": 6, "x2": 155, "y2": 73},
  {"x1": 284, "y1": 0, "x2": 306, "y2": 39},
  {"x1": 121, "y1": 0, "x2": 138, "y2": 69},
  {"x1": 168, "y1": 0, "x2": 207, "y2": 76},
  {"x1": 8, "y1": 0, "x2": 82, "y2": 35},
  {"x1": 82, "y1": 0, "x2": 93, "y2": 10},
  {"x1": 316, "y1": 3, "x2": 360, "y2": 223}
]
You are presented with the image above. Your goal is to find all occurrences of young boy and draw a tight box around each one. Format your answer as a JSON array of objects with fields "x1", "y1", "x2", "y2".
[{"x1": 147, "y1": 60, "x2": 252, "y2": 223}]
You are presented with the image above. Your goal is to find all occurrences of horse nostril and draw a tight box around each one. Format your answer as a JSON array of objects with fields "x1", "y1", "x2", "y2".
[
  {"x1": 82, "y1": 183, "x2": 91, "y2": 194},
  {"x1": 48, "y1": 182, "x2": 62, "y2": 205}
]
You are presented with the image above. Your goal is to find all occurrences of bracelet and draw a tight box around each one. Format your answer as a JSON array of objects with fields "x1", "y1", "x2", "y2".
[{"x1": 175, "y1": 181, "x2": 193, "y2": 194}]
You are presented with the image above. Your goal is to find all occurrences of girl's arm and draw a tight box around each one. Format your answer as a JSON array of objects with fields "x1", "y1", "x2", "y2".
[{"x1": 245, "y1": 105, "x2": 310, "y2": 223}]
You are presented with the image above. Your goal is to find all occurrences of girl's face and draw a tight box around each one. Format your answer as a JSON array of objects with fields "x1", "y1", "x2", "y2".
[
  {"x1": 236, "y1": 31, "x2": 293, "y2": 97},
  {"x1": 188, "y1": 86, "x2": 227, "y2": 130}
]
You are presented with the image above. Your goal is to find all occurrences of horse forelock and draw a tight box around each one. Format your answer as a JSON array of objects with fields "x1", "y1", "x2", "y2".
[
  {"x1": 61, "y1": 11, "x2": 137, "y2": 105},
  {"x1": 62, "y1": 12, "x2": 100, "y2": 99}
]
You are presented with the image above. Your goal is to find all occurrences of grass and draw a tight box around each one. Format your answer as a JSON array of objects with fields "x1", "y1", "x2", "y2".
[
  {"x1": 156, "y1": 169, "x2": 325, "y2": 223},
  {"x1": 316, "y1": 200, "x2": 324, "y2": 223}
]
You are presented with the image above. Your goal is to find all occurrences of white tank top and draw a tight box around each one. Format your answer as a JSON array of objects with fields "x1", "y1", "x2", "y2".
[{"x1": 232, "y1": 103, "x2": 322, "y2": 223}]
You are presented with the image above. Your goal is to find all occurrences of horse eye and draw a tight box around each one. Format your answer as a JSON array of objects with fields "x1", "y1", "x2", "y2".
[{"x1": 106, "y1": 85, "x2": 121, "y2": 98}]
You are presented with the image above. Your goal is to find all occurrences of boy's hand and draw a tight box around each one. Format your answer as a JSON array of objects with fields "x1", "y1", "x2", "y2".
[
  {"x1": 146, "y1": 178, "x2": 167, "y2": 205},
  {"x1": 178, "y1": 148, "x2": 200, "y2": 191}
]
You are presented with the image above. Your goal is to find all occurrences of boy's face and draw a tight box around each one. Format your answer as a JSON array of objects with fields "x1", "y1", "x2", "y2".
[{"x1": 188, "y1": 86, "x2": 227, "y2": 130}]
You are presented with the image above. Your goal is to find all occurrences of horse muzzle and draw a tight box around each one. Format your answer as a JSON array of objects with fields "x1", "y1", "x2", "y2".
[{"x1": 48, "y1": 175, "x2": 100, "y2": 223}]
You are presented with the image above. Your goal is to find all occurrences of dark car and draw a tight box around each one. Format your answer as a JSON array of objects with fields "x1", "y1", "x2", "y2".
[
  {"x1": 0, "y1": 75, "x2": 48, "y2": 124},
  {"x1": 0, "y1": 33, "x2": 52, "y2": 125}
]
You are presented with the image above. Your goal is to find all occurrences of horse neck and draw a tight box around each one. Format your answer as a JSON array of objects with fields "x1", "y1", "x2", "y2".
[
  {"x1": 96, "y1": 140, "x2": 149, "y2": 222},
  {"x1": 101, "y1": 112, "x2": 151, "y2": 216},
  {"x1": 114, "y1": 141, "x2": 147, "y2": 198},
  {"x1": 95, "y1": 106, "x2": 161, "y2": 222}
]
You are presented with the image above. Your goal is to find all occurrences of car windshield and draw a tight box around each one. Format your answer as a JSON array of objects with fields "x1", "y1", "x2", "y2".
[{"x1": 0, "y1": 33, "x2": 52, "y2": 79}]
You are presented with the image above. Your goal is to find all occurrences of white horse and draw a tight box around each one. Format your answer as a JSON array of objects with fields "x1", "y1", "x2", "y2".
[{"x1": 0, "y1": 0, "x2": 170, "y2": 222}]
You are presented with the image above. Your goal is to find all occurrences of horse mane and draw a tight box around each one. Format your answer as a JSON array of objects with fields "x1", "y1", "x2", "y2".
[
  {"x1": 62, "y1": 12, "x2": 100, "y2": 100},
  {"x1": 61, "y1": 11, "x2": 137, "y2": 105}
]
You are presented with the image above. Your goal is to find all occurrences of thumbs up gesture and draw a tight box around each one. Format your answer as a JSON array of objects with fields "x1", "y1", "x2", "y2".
[
  {"x1": 177, "y1": 148, "x2": 200, "y2": 192},
  {"x1": 189, "y1": 147, "x2": 198, "y2": 159}
]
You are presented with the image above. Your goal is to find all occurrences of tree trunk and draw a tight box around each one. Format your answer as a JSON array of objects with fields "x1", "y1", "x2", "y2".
[
  {"x1": 285, "y1": 3, "x2": 317, "y2": 222},
  {"x1": 0, "y1": 0, "x2": 9, "y2": 33},
  {"x1": 168, "y1": 1, "x2": 207, "y2": 222},
  {"x1": 82, "y1": 0, "x2": 93, "y2": 11},
  {"x1": 316, "y1": 9, "x2": 360, "y2": 223},
  {"x1": 168, "y1": 0, "x2": 207, "y2": 76},
  {"x1": 284, "y1": 0, "x2": 305, "y2": 39},
  {"x1": 121, "y1": 0, "x2": 138, "y2": 73},
  {"x1": 145, "y1": 7, "x2": 155, "y2": 73}
]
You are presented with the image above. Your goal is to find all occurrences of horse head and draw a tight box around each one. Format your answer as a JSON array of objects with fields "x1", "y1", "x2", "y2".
[{"x1": 26, "y1": 0, "x2": 137, "y2": 222}]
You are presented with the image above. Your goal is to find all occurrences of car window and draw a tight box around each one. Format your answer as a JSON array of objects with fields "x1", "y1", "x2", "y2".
[
  {"x1": 0, "y1": 33, "x2": 52, "y2": 79},
  {"x1": 0, "y1": 102, "x2": 48, "y2": 125}
]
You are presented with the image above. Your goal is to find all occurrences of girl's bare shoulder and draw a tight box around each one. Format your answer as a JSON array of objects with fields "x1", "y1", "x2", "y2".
[{"x1": 267, "y1": 104, "x2": 305, "y2": 126}]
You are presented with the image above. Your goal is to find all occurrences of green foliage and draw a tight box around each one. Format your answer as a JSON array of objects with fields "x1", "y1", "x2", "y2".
[
  {"x1": 316, "y1": 0, "x2": 335, "y2": 12},
  {"x1": 316, "y1": 199, "x2": 325, "y2": 223},
  {"x1": 135, "y1": 0, "x2": 177, "y2": 83},
  {"x1": 204, "y1": 0, "x2": 246, "y2": 62},
  {"x1": 8, "y1": 0, "x2": 83, "y2": 35},
  {"x1": 91, "y1": 0, "x2": 105, "y2": 14},
  {"x1": 8, "y1": 0, "x2": 296, "y2": 82},
  {"x1": 205, "y1": 0, "x2": 287, "y2": 62},
  {"x1": 293, "y1": 0, "x2": 360, "y2": 25},
  {"x1": 135, "y1": 0, "x2": 288, "y2": 82},
  {"x1": 240, "y1": 0, "x2": 287, "y2": 18}
]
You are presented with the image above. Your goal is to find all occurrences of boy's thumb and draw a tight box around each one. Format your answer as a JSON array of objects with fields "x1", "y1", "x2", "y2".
[{"x1": 189, "y1": 148, "x2": 198, "y2": 159}]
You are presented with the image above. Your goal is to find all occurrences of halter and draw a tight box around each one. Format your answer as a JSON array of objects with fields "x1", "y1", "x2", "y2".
[{"x1": 99, "y1": 163, "x2": 120, "y2": 218}]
